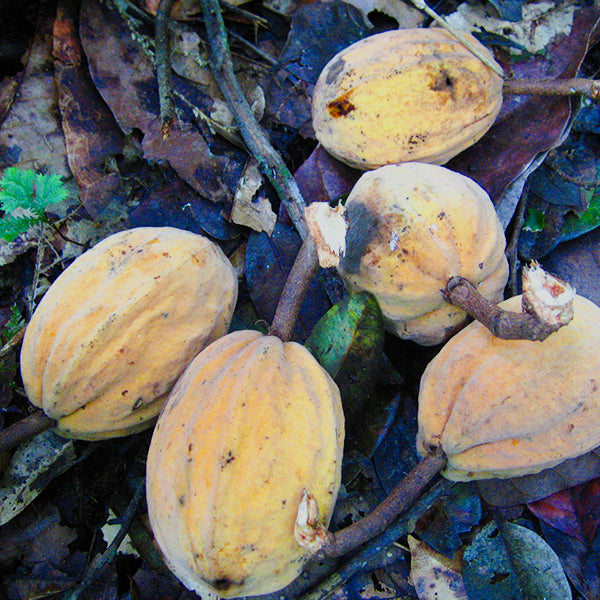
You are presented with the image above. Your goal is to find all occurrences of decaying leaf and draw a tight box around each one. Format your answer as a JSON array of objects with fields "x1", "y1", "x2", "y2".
[
  {"x1": 0, "y1": 430, "x2": 76, "y2": 526},
  {"x1": 463, "y1": 520, "x2": 572, "y2": 600},
  {"x1": 408, "y1": 535, "x2": 468, "y2": 600},
  {"x1": 230, "y1": 159, "x2": 276, "y2": 234}
]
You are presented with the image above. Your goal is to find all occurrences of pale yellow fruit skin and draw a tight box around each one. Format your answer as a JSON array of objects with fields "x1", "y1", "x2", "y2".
[
  {"x1": 312, "y1": 28, "x2": 503, "y2": 169},
  {"x1": 417, "y1": 294, "x2": 600, "y2": 480},
  {"x1": 20, "y1": 227, "x2": 238, "y2": 440},
  {"x1": 338, "y1": 162, "x2": 509, "y2": 345},
  {"x1": 146, "y1": 330, "x2": 344, "y2": 598}
]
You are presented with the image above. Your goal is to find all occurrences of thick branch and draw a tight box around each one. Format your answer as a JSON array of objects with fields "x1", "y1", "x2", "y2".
[
  {"x1": 199, "y1": 0, "x2": 308, "y2": 238},
  {"x1": 443, "y1": 264, "x2": 575, "y2": 341},
  {"x1": 269, "y1": 237, "x2": 319, "y2": 342},
  {"x1": 320, "y1": 449, "x2": 446, "y2": 557}
]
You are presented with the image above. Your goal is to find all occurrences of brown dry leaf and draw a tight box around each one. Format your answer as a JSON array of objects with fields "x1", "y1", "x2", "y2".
[
  {"x1": 230, "y1": 159, "x2": 276, "y2": 234},
  {"x1": 53, "y1": 0, "x2": 126, "y2": 219},
  {"x1": 79, "y1": 0, "x2": 243, "y2": 205},
  {"x1": 0, "y1": 3, "x2": 69, "y2": 177},
  {"x1": 408, "y1": 535, "x2": 468, "y2": 600}
]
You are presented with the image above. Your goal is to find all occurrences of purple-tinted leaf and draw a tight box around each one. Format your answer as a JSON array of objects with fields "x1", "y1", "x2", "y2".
[
  {"x1": 449, "y1": 5, "x2": 600, "y2": 210},
  {"x1": 539, "y1": 519, "x2": 600, "y2": 600},
  {"x1": 264, "y1": 1, "x2": 370, "y2": 134},
  {"x1": 127, "y1": 175, "x2": 238, "y2": 240},
  {"x1": 528, "y1": 478, "x2": 600, "y2": 546},
  {"x1": 295, "y1": 144, "x2": 361, "y2": 206},
  {"x1": 53, "y1": 2, "x2": 126, "y2": 220}
]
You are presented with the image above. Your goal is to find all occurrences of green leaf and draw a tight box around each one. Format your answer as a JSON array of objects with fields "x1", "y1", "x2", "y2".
[
  {"x1": 0, "y1": 168, "x2": 68, "y2": 241},
  {"x1": 33, "y1": 171, "x2": 68, "y2": 210},
  {"x1": 523, "y1": 208, "x2": 546, "y2": 232},
  {"x1": 2, "y1": 305, "x2": 25, "y2": 341},
  {"x1": 305, "y1": 291, "x2": 385, "y2": 422},
  {"x1": 560, "y1": 187, "x2": 600, "y2": 242}
]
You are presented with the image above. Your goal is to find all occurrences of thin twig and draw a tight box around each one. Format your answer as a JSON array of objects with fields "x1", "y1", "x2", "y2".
[
  {"x1": 269, "y1": 237, "x2": 319, "y2": 341},
  {"x1": 0, "y1": 325, "x2": 27, "y2": 359},
  {"x1": 0, "y1": 410, "x2": 56, "y2": 454},
  {"x1": 155, "y1": 0, "x2": 176, "y2": 137},
  {"x1": 504, "y1": 77, "x2": 600, "y2": 102},
  {"x1": 299, "y1": 478, "x2": 454, "y2": 600},
  {"x1": 64, "y1": 478, "x2": 146, "y2": 600},
  {"x1": 199, "y1": 0, "x2": 309, "y2": 238}
]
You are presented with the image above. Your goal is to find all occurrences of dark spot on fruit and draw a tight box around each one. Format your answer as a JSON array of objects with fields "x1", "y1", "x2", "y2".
[
  {"x1": 327, "y1": 90, "x2": 356, "y2": 118},
  {"x1": 430, "y1": 69, "x2": 455, "y2": 91},
  {"x1": 221, "y1": 450, "x2": 235, "y2": 468},
  {"x1": 133, "y1": 397, "x2": 144, "y2": 410},
  {"x1": 179, "y1": 495, "x2": 186, "y2": 505},
  {"x1": 339, "y1": 202, "x2": 379, "y2": 274},
  {"x1": 211, "y1": 577, "x2": 245, "y2": 591},
  {"x1": 407, "y1": 133, "x2": 427, "y2": 147}
]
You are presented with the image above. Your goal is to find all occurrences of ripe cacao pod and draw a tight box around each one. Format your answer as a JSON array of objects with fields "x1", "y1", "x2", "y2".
[
  {"x1": 337, "y1": 162, "x2": 509, "y2": 345},
  {"x1": 20, "y1": 227, "x2": 238, "y2": 440},
  {"x1": 417, "y1": 294, "x2": 600, "y2": 480},
  {"x1": 146, "y1": 330, "x2": 344, "y2": 598},
  {"x1": 312, "y1": 28, "x2": 503, "y2": 169}
]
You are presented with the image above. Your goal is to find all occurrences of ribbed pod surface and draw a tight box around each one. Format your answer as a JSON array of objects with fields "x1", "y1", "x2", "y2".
[
  {"x1": 146, "y1": 330, "x2": 344, "y2": 598},
  {"x1": 417, "y1": 295, "x2": 600, "y2": 480},
  {"x1": 312, "y1": 28, "x2": 503, "y2": 169},
  {"x1": 337, "y1": 163, "x2": 509, "y2": 345},
  {"x1": 20, "y1": 227, "x2": 238, "y2": 440}
]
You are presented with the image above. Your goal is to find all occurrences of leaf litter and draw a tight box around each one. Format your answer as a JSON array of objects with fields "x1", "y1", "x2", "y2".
[{"x1": 0, "y1": 0, "x2": 600, "y2": 598}]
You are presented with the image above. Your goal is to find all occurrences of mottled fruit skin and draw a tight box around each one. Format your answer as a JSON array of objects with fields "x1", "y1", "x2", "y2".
[
  {"x1": 312, "y1": 28, "x2": 503, "y2": 169},
  {"x1": 146, "y1": 330, "x2": 344, "y2": 598},
  {"x1": 417, "y1": 295, "x2": 600, "y2": 480},
  {"x1": 20, "y1": 227, "x2": 238, "y2": 440},
  {"x1": 338, "y1": 162, "x2": 509, "y2": 345}
]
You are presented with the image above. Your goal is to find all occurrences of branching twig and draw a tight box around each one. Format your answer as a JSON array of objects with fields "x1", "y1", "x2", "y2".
[{"x1": 64, "y1": 478, "x2": 146, "y2": 600}]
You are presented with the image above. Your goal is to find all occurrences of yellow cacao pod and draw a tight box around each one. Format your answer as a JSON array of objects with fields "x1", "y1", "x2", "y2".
[
  {"x1": 337, "y1": 162, "x2": 509, "y2": 345},
  {"x1": 417, "y1": 294, "x2": 600, "y2": 480},
  {"x1": 312, "y1": 28, "x2": 503, "y2": 169},
  {"x1": 146, "y1": 330, "x2": 344, "y2": 598},
  {"x1": 20, "y1": 227, "x2": 238, "y2": 440}
]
